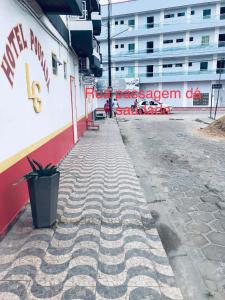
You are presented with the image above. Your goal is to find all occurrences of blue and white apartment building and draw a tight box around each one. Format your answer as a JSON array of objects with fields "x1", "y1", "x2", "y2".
[{"x1": 99, "y1": 0, "x2": 225, "y2": 108}]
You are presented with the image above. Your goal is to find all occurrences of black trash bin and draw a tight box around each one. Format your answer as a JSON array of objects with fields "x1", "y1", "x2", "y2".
[{"x1": 27, "y1": 172, "x2": 60, "y2": 228}]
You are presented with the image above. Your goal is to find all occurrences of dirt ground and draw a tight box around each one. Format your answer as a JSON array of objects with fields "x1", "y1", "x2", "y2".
[{"x1": 200, "y1": 115, "x2": 225, "y2": 140}]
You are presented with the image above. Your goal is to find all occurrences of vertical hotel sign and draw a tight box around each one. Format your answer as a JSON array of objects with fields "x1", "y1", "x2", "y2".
[{"x1": 1, "y1": 24, "x2": 50, "y2": 112}]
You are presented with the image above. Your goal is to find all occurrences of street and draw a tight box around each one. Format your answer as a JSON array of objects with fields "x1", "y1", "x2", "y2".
[{"x1": 117, "y1": 112, "x2": 225, "y2": 300}]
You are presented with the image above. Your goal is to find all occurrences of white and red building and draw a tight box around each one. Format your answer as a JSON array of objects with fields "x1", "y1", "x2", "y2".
[{"x1": 0, "y1": 0, "x2": 102, "y2": 235}]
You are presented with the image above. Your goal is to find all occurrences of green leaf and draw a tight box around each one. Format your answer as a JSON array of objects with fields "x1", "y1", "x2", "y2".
[
  {"x1": 25, "y1": 157, "x2": 57, "y2": 177},
  {"x1": 33, "y1": 160, "x2": 44, "y2": 172},
  {"x1": 13, "y1": 176, "x2": 26, "y2": 186},
  {"x1": 45, "y1": 163, "x2": 52, "y2": 170},
  {"x1": 27, "y1": 156, "x2": 37, "y2": 172},
  {"x1": 24, "y1": 172, "x2": 38, "y2": 179},
  {"x1": 49, "y1": 166, "x2": 57, "y2": 174},
  {"x1": 13, "y1": 171, "x2": 38, "y2": 186}
]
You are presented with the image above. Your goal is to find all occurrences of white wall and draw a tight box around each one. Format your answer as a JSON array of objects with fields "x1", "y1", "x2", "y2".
[{"x1": 0, "y1": 0, "x2": 90, "y2": 162}]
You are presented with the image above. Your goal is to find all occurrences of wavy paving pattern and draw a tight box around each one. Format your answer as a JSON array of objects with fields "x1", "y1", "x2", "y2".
[{"x1": 0, "y1": 120, "x2": 183, "y2": 299}]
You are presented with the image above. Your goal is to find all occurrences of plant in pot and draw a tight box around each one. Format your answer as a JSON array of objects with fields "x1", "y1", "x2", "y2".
[{"x1": 22, "y1": 157, "x2": 60, "y2": 228}]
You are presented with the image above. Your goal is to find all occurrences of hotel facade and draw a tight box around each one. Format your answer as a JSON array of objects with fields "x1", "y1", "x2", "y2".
[
  {"x1": 99, "y1": 0, "x2": 225, "y2": 108},
  {"x1": 0, "y1": 0, "x2": 102, "y2": 235}
]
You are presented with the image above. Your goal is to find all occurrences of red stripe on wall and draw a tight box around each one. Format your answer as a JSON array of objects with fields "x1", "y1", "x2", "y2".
[
  {"x1": 77, "y1": 112, "x2": 93, "y2": 138},
  {"x1": 77, "y1": 117, "x2": 87, "y2": 139},
  {"x1": 0, "y1": 125, "x2": 74, "y2": 236},
  {"x1": 0, "y1": 112, "x2": 95, "y2": 236}
]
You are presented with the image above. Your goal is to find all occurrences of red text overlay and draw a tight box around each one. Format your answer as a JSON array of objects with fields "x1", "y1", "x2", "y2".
[
  {"x1": 85, "y1": 88, "x2": 202, "y2": 100},
  {"x1": 86, "y1": 88, "x2": 202, "y2": 101}
]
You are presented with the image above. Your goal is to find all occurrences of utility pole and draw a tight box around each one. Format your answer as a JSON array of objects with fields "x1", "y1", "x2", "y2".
[
  {"x1": 209, "y1": 85, "x2": 213, "y2": 119},
  {"x1": 214, "y1": 57, "x2": 224, "y2": 120},
  {"x1": 107, "y1": 0, "x2": 112, "y2": 118}
]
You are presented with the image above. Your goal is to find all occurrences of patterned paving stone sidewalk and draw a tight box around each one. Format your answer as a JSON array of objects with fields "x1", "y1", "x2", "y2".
[{"x1": 0, "y1": 119, "x2": 183, "y2": 300}]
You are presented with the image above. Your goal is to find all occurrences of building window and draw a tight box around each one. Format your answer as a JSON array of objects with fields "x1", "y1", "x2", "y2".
[
  {"x1": 191, "y1": 10, "x2": 195, "y2": 15},
  {"x1": 194, "y1": 93, "x2": 209, "y2": 106},
  {"x1": 217, "y1": 60, "x2": 225, "y2": 74},
  {"x1": 128, "y1": 43, "x2": 135, "y2": 52},
  {"x1": 175, "y1": 63, "x2": 183, "y2": 67},
  {"x1": 147, "y1": 16, "x2": 154, "y2": 28},
  {"x1": 176, "y1": 38, "x2": 184, "y2": 43},
  {"x1": 115, "y1": 67, "x2": 119, "y2": 71},
  {"x1": 115, "y1": 21, "x2": 118, "y2": 25},
  {"x1": 164, "y1": 13, "x2": 175, "y2": 19},
  {"x1": 120, "y1": 20, "x2": 124, "y2": 25},
  {"x1": 121, "y1": 67, "x2": 125, "y2": 71},
  {"x1": 189, "y1": 37, "x2": 194, "y2": 42},
  {"x1": 63, "y1": 62, "x2": 67, "y2": 79},
  {"x1": 127, "y1": 66, "x2": 135, "y2": 77},
  {"x1": 163, "y1": 39, "x2": 173, "y2": 44},
  {"x1": 146, "y1": 41, "x2": 154, "y2": 53},
  {"x1": 52, "y1": 53, "x2": 58, "y2": 75},
  {"x1": 121, "y1": 44, "x2": 124, "y2": 48},
  {"x1": 178, "y1": 12, "x2": 185, "y2": 17},
  {"x1": 200, "y1": 61, "x2": 208, "y2": 71},
  {"x1": 128, "y1": 19, "x2": 135, "y2": 28},
  {"x1": 221, "y1": 7, "x2": 225, "y2": 19},
  {"x1": 203, "y1": 9, "x2": 211, "y2": 19},
  {"x1": 219, "y1": 34, "x2": 225, "y2": 47},
  {"x1": 163, "y1": 64, "x2": 173, "y2": 68},
  {"x1": 147, "y1": 65, "x2": 153, "y2": 77},
  {"x1": 201, "y1": 36, "x2": 210, "y2": 45},
  {"x1": 189, "y1": 62, "x2": 193, "y2": 67},
  {"x1": 115, "y1": 44, "x2": 119, "y2": 49}
]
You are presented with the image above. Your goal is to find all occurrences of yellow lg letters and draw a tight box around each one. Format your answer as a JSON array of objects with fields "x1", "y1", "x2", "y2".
[{"x1": 25, "y1": 63, "x2": 42, "y2": 113}]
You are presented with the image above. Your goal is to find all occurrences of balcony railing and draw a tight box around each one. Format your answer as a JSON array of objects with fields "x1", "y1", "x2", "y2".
[
  {"x1": 101, "y1": 43, "x2": 225, "y2": 60},
  {"x1": 142, "y1": 70, "x2": 217, "y2": 78},
  {"x1": 100, "y1": 69, "x2": 223, "y2": 80},
  {"x1": 100, "y1": 13, "x2": 225, "y2": 39}
]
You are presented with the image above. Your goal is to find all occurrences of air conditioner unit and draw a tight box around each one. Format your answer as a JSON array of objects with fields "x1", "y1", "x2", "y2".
[{"x1": 83, "y1": 74, "x2": 95, "y2": 85}]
